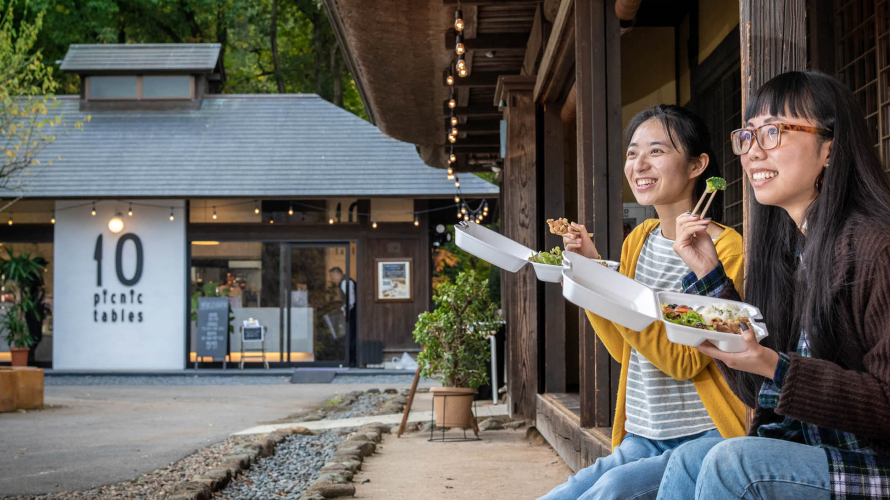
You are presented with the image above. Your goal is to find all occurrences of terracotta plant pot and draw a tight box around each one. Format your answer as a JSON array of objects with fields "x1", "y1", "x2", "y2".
[
  {"x1": 430, "y1": 387, "x2": 477, "y2": 428},
  {"x1": 9, "y1": 347, "x2": 29, "y2": 367}
]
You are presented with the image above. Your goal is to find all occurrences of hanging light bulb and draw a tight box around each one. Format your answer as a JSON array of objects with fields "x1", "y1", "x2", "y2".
[
  {"x1": 456, "y1": 58, "x2": 466, "y2": 72},
  {"x1": 288, "y1": 204, "x2": 294, "y2": 216},
  {"x1": 91, "y1": 202, "x2": 96, "y2": 216},
  {"x1": 455, "y1": 178, "x2": 461, "y2": 188},
  {"x1": 450, "y1": 153, "x2": 457, "y2": 163},
  {"x1": 451, "y1": 116, "x2": 458, "y2": 126},
  {"x1": 458, "y1": 66, "x2": 468, "y2": 78},
  {"x1": 254, "y1": 201, "x2": 260, "y2": 215},
  {"x1": 458, "y1": 210, "x2": 463, "y2": 220},
  {"x1": 464, "y1": 214, "x2": 470, "y2": 221},
  {"x1": 372, "y1": 220, "x2": 377, "y2": 229},
  {"x1": 127, "y1": 203, "x2": 133, "y2": 217},
  {"x1": 448, "y1": 174, "x2": 455, "y2": 181},
  {"x1": 455, "y1": 9, "x2": 464, "y2": 31},
  {"x1": 50, "y1": 210, "x2": 55, "y2": 225},
  {"x1": 169, "y1": 208, "x2": 175, "y2": 221},
  {"x1": 455, "y1": 196, "x2": 461, "y2": 203},
  {"x1": 212, "y1": 207, "x2": 217, "y2": 220},
  {"x1": 414, "y1": 216, "x2": 419, "y2": 227},
  {"x1": 448, "y1": 134, "x2": 457, "y2": 144},
  {"x1": 269, "y1": 215, "x2": 274, "y2": 224},
  {"x1": 448, "y1": 96, "x2": 456, "y2": 109},
  {"x1": 447, "y1": 167, "x2": 454, "y2": 176},
  {"x1": 455, "y1": 34, "x2": 465, "y2": 55},
  {"x1": 108, "y1": 212, "x2": 124, "y2": 233},
  {"x1": 451, "y1": 126, "x2": 459, "y2": 136},
  {"x1": 7, "y1": 213, "x2": 11, "y2": 226},
  {"x1": 461, "y1": 205, "x2": 467, "y2": 214},
  {"x1": 447, "y1": 73, "x2": 454, "y2": 86},
  {"x1": 329, "y1": 216, "x2": 335, "y2": 225}
]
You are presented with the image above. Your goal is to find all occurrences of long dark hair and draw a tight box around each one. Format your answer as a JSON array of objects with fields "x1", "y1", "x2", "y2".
[
  {"x1": 624, "y1": 105, "x2": 723, "y2": 222},
  {"x1": 739, "y1": 71, "x2": 890, "y2": 405}
]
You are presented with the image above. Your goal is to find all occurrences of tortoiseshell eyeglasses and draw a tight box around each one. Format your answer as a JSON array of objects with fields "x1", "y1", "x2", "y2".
[{"x1": 730, "y1": 123, "x2": 830, "y2": 155}]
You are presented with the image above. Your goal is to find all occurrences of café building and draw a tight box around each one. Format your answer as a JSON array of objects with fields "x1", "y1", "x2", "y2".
[{"x1": 0, "y1": 43, "x2": 498, "y2": 371}]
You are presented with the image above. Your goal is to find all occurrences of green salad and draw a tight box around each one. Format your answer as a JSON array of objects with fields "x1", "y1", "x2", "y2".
[
  {"x1": 529, "y1": 247, "x2": 563, "y2": 266},
  {"x1": 661, "y1": 303, "x2": 716, "y2": 331},
  {"x1": 706, "y1": 177, "x2": 727, "y2": 193}
]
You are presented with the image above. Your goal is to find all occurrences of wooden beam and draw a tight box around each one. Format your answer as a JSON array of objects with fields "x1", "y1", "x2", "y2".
[
  {"x1": 522, "y1": 5, "x2": 545, "y2": 76},
  {"x1": 542, "y1": 101, "x2": 566, "y2": 393},
  {"x1": 444, "y1": 0, "x2": 544, "y2": 5},
  {"x1": 444, "y1": 71, "x2": 500, "y2": 87},
  {"x1": 739, "y1": 0, "x2": 806, "y2": 238},
  {"x1": 501, "y1": 78, "x2": 539, "y2": 420},
  {"x1": 535, "y1": 0, "x2": 576, "y2": 103},
  {"x1": 444, "y1": 104, "x2": 503, "y2": 117},
  {"x1": 446, "y1": 34, "x2": 530, "y2": 51},
  {"x1": 576, "y1": 0, "x2": 622, "y2": 429}
]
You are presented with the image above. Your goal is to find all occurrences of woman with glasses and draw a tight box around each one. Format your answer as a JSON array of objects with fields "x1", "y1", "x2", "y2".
[
  {"x1": 658, "y1": 70, "x2": 890, "y2": 499},
  {"x1": 540, "y1": 105, "x2": 747, "y2": 500}
]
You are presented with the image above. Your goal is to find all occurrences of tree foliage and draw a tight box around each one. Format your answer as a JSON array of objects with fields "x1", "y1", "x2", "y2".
[{"x1": 23, "y1": 0, "x2": 367, "y2": 119}]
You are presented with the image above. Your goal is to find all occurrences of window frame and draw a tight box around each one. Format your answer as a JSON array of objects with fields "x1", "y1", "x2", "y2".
[{"x1": 85, "y1": 75, "x2": 195, "y2": 101}]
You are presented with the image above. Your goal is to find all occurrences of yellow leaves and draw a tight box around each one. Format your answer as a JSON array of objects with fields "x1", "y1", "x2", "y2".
[
  {"x1": 5, "y1": 150, "x2": 12, "y2": 157},
  {"x1": 47, "y1": 161, "x2": 51, "y2": 166},
  {"x1": 86, "y1": 115, "x2": 91, "y2": 122}
]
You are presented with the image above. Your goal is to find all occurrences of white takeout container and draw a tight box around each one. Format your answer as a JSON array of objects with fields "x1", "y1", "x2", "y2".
[
  {"x1": 562, "y1": 251, "x2": 769, "y2": 352},
  {"x1": 454, "y1": 221, "x2": 534, "y2": 272},
  {"x1": 530, "y1": 262, "x2": 563, "y2": 282}
]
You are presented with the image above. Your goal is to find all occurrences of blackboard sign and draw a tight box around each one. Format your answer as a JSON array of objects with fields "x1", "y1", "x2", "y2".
[
  {"x1": 242, "y1": 326, "x2": 264, "y2": 342},
  {"x1": 196, "y1": 297, "x2": 229, "y2": 361}
]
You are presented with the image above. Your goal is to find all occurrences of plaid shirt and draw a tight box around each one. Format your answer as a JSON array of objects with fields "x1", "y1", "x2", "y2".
[{"x1": 683, "y1": 263, "x2": 890, "y2": 499}]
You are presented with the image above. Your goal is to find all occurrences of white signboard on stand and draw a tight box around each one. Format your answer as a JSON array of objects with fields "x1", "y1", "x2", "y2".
[{"x1": 53, "y1": 200, "x2": 186, "y2": 370}]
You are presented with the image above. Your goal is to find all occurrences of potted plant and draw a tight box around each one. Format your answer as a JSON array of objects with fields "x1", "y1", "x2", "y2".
[
  {"x1": 0, "y1": 249, "x2": 46, "y2": 366},
  {"x1": 413, "y1": 270, "x2": 502, "y2": 428}
]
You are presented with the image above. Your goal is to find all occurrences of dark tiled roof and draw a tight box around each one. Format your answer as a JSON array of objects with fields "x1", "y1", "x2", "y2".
[
  {"x1": 60, "y1": 44, "x2": 221, "y2": 73},
  {"x1": 9, "y1": 95, "x2": 498, "y2": 198}
]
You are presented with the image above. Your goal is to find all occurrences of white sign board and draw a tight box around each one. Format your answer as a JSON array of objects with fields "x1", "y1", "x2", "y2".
[{"x1": 53, "y1": 200, "x2": 186, "y2": 370}]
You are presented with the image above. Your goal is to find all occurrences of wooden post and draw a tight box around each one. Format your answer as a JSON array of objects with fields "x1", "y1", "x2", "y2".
[
  {"x1": 496, "y1": 75, "x2": 539, "y2": 419},
  {"x1": 542, "y1": 102, "x2": 566, "y2": 394},
  {"x1": 575, "y1": 0, "x2": 622, "y2": 428},
  {"x1": 739, "y1": 0, "x2": 806, "y2": 237}
]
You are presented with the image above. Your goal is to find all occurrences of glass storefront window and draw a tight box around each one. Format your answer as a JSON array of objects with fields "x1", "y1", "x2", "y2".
[{"x1": 0, "y1": 242, "x2": 54, "y2": 364}]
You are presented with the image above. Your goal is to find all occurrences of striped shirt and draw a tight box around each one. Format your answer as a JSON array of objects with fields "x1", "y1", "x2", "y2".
[{"x1": 624, "y1": 229, "x2": 716, "y2": 440}]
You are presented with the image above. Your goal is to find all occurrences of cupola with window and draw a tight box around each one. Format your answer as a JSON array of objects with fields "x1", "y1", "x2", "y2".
[{"x1": 60, "y1": 43, "x2": 222, "y2": 111}]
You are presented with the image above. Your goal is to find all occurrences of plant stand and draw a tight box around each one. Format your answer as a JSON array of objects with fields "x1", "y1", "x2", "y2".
[{"x1": 428, "y1": 394, "x2": 482, "y2": 442}]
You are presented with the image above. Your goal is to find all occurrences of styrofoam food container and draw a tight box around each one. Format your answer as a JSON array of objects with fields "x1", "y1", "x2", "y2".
[
  {"x1": 561, "y1": 251, "x2": 770, "y2": 352},
  {"x1": 658, "y1": 291, "x2": 768, "y2": 353},
  {"x1": 454, "y1": 221, "x2": 533, "y2": 273},
  {"x1": 530, "y1": 261, "x2": 563, "y2": 282}
]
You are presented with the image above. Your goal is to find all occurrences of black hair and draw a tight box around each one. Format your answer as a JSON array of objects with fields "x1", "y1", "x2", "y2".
[
  {"x1": 624, "y1": 104, "x2": 723, "y2": 221},
  {"x1": 737, "y1": 70, "x2": 890, "y2": 405},
  {"x1": 328, "y1": 267, "x2": 344, "y2": 274}
]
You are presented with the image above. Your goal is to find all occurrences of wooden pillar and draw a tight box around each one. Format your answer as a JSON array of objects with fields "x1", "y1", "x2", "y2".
[
  {"x1": 496, "y1": 75, "x2": 539, "y2": 419},
  {"x1": 739, "y1": 1, "x2": 806, "y2": 236},
  {"x1": 575, "y1": 0, "x2": 622, "y2": 428},
  {"x1": 542, "y1": 102, "x2": 566, "y2": 393}
]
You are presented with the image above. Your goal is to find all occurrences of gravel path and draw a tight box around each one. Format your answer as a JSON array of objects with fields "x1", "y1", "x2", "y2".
[
  {"x1": 213, "y1": 431, "x2": 345, "y2": 500},
  {"x1": 45, "y1": 376, "x2": 293, "y2": 386},
  {"x1": 332, "y1": 375, "x2": 432, "y2": 385}
]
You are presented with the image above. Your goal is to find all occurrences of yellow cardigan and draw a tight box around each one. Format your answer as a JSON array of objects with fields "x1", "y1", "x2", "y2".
[{"x1": 585, "y1": 219, "x2": 747, "y2": 451}]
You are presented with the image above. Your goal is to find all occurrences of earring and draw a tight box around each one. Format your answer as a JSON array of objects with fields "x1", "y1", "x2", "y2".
[{"x1": 815, "y1": 168, "x2": 826, "y2": 192}]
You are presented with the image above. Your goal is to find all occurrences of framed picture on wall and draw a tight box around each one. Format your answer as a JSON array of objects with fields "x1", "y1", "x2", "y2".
[{"x1": 375, "y1": 258, "x2": 413, "y2": 302}]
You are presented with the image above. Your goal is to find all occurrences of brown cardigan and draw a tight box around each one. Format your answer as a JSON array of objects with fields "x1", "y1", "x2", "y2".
[{"x1": 716, "y1": 214, "x2": 890, "y2": 456}]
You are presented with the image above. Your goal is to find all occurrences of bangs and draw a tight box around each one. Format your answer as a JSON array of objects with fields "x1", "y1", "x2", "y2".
[{"x1": 743, "y1": 72, "x2": 820, "y2": 124}]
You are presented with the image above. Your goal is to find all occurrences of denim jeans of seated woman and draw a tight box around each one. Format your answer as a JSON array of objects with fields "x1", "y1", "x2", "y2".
[
  {"x1": 537, "y1": 429, "x2": 722, "y2": 500},
  {"x1": 655, "y1": 436, "x2": 830, "y2": 500}
]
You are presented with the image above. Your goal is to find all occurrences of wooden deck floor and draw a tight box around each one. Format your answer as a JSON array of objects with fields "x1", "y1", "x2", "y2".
[{"x1": 535, "y1": 393, "x2": 612, "y2": 473}]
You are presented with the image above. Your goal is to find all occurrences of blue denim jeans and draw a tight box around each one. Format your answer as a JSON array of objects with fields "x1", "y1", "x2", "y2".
[
  {"x1": 538, "y1": 429, "x2": 722, "y2": 500},
  {"x1": 656, "y1": 436, "x2": 831, "y2": 500}
]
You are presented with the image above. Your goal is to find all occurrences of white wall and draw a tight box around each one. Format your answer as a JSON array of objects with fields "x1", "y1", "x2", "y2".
[{"x1": 53, "y1": 200, "x2": 186, "y2": 370}]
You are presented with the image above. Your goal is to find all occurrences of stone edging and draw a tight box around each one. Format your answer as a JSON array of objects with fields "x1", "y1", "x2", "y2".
[{"x1": 167, "y1": 389, "x2": 409, "y2": 500}]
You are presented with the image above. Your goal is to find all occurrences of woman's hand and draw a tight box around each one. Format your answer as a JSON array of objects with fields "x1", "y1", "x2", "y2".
[
  {"x1": 563, "y1": 223, "x2": 600, "y2": 260},
  {"x1": 674, "y1": 213, "x2": 719, "y2": 279},
  {"x1": 695, "y1": 324, "x2": 780, "y2": 378}
]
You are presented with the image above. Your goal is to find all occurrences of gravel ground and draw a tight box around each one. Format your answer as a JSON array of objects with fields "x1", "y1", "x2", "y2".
[
  {"x1": 214, "y1": 431, "x2": 345, "y2": 500},
  {"x1": 328, "y1": 393, "x2": 388, "y2": 419},
  {"x1": 45, "y1": 376, "x2": 293, "y2": 386}
]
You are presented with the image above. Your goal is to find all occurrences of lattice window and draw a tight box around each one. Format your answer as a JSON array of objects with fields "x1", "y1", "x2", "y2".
[
  {"x1": 835, "y1": 0, "x2": 884, "y2": 165},
  {"x1": 722, "y1": 68, "x2": 744, "y2": 233}
]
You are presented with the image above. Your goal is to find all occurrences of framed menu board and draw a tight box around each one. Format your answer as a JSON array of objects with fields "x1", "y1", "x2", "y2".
[
  {"x1": 375, "y1": 258, "x2": 412, "y2": 302},
  {"x1": 195, "y1": 297, "x2": 230, "y2": 361}
]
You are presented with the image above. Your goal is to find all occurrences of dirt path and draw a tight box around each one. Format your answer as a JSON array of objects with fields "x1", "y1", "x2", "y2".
[{"x1": 353, "y1": 395, "x2": 571, "y2": 500}]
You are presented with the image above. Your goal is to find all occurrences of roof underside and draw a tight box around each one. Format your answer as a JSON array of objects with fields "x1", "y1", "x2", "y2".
[
  {"x1": 60, "y1": 44, "x2": 222, "y2": 73},
  {"x1": 5, "y1": 95, "x2": 497, "y2": 199}
]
